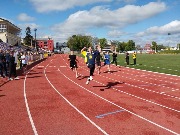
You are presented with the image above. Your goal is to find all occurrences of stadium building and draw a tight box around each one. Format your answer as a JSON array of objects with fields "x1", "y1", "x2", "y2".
[{"x1": 0, "y1": 17, "x2": 21, "y2": 45}]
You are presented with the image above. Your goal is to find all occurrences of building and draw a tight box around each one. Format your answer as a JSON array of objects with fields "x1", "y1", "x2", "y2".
[
  {"x1": 56, "y1": 42, "x2": 70, "y2": 53},
  {"x1": 0, "y1": 18, "x2": 21, "y2": 45},
  {"x1": 36, "y1": 38, "x2": 54, "y2": 51}
]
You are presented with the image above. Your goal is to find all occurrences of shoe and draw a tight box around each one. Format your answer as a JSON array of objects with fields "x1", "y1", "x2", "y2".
[
  {"x1": 90, "y1": 76, "x2": 93, "y2": 80},
  {"x1": 14, "y1": 77, "x2": 20, "y2": 80},
  {"x1": 86, "y1": 78, "x2": 90, "y2": 85},
  {"x1": 8, "y1": 78, "x2": 13, "y2": 81}
]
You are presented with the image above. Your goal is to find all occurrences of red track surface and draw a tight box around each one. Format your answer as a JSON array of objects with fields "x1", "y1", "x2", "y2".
[{"x1": 0, "y1": 54, "x2": 179, "y2": 135}]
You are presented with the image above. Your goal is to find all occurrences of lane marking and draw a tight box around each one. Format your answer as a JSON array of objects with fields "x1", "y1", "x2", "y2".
[
  {"x1": 24, "y1": 66, "x2": 38, "y2": 135},
  {"x1": 37, "y1": 66, "x2": 44, "y2": 68},
  {"x1": 57, "y1": 66, "x2": 179, "y2": 135},
  {"x1": 96, "y1": 110, "x2": 125, "y2": 118},
  {"x1": 44, "y1": 64, "x2": 108, "y2": 135}
]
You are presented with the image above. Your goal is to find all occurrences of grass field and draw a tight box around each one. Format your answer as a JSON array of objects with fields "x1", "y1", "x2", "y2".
[
  {"x1": 78, "y1": 53, "x2": 180, "y2": 76},
  {"x1": 116, "y1": 53, "x2": 180, "y2": 76}
]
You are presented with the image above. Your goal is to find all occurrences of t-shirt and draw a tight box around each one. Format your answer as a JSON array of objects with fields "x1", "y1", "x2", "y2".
[
  {"x1": 112, "y1": 53, "x2": 117, "y2": 58},
  {"x1": 133, "y1": 53, "x2": 136, "y2": 59},
  {"x1": 81, "y1": 51, "x2": 88, "y2": 63},
  {"x1": 96, "y1": 52, "x2": 101, "y2": 62},
  {"x1": 69, "y1": 55, "x2": 76, "y2": 62},
  {"x1": 21, "y1": 55, "x2": 28, "y2": 64},
  {"x1": 86, "y1": 50, "x2": 99, "y2": 65}
]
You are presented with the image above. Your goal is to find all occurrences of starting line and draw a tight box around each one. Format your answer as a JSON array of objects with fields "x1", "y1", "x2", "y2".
[{"x1": 96, "y1": 110, "x2": 125, "y2": 118}]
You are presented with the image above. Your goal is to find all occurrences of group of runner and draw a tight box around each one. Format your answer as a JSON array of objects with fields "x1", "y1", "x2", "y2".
[{"x1": 68, "y1": 45, "x2": 120, "y2": 84}]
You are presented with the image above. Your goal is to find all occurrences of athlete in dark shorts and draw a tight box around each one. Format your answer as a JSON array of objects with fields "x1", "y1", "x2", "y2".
[
  {"x1": 68, "y1": 51, "x2": 79, "y2": 78},
  {"x1": 96, "y1": 47, "x2": 101, "y2": 74}
]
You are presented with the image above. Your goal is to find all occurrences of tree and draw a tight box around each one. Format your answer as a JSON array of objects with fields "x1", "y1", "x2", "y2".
[
  {"x1": 157, "y1": 44, "x2": 166, "y2": 50},
  {"x1": 152, "y1": 41, "x2": 157, "y2": 53},
  {"x1": 127, "y1": 40, "x2": 136, "y2": 51},
  {"x1": 99, "y1": 38, "x2": 107, "y2": 49},
  {"x1": 67, "y1": 35, "x2": 92, "y2": 51},
  {"x1": 177, "y1": 43, "x2": 180, "y2": 50},
  {"x1": 117, "y1": 42, "x2": 126, "y2": 52},
  {"x1": 24, "y1": 27, "x2": 33, "y2": 46}
]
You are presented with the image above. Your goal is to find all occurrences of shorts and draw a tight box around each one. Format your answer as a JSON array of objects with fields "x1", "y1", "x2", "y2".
[
  {"x1": 70, "y1": 61, "x2": 77, "y2": 68},
  {"x1": 96, "y1": 61, "x2": 101, "y2": 66},
  {"x1": 23, "y1": 64, "x2": 27, "y2": 67}
]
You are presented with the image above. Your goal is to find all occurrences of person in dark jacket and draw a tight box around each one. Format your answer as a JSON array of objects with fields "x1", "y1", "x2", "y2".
[
  {"x1": 125, "y1": 52, "x2": 129, "y2": 66},
  {"x1": 8, "y1": 51, "x2": 19, "y2": 80},
  {"x1": 0, "y1": 49, "x2": 5, "y2": 78}
]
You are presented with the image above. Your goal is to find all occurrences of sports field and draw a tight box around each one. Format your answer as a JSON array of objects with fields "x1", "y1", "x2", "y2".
[{"x1": 114, "y1": 53, "x2": 180, "y2": 76}]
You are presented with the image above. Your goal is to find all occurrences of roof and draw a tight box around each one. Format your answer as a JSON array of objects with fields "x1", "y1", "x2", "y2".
[{"x1": 0, "y1": 17, "x2": 21, "y2": 31}]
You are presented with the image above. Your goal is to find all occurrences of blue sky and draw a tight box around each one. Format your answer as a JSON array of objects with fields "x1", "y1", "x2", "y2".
[{"x1": 1, "y1": 0, "x2": 180, "y2": 47}]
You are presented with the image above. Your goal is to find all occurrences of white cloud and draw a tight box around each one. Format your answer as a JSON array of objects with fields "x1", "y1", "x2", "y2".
[
  {"x1": 148, "y1": 20, "x2": 180, "y2": 35},
  {"x1": 137, "y1": 20, "x2": 180, "y2": 36},
  {"x1": 29, "y1": 0, "x2": 111, "y2": 13},
  {"x1": 108, "y1": 30, "x2": 126, "y2": 38},
  {"x1": 135, "y1": 20, "x2": 180, "y2": 46},
  {"x1": 18, "y1": 23, "x2": 39, "y2": 30},
  {"x1": 17, "y1": 13, "x2": 35, "y2": 22},
  {"x1": 50, "y1": 1, "x2": 167, "y2": 42}
]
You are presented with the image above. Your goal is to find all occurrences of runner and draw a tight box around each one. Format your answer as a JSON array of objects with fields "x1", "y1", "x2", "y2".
[
  {"x1": 81, "y1": 47, "x2": 89, "y2": 64},
  {"x1": 111, "y1": 51, "x2": 117, "y2": 66},
  {"x1": 68, "y1": 50, "x2": 79, "y2": 78},
  {"x1": 95, "y1": 45, "x2": 101, "y2": 74},
  {"x1": 81, "y1": 45, "x2": 101, "y2": 84},
  {"x1": 104, "y1": 51, "x2": 111, "y2": 73}
]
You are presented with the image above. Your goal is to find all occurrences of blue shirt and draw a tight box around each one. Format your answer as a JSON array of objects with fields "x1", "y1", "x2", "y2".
[{"x1": 86, "y1": 50, "x2": 99, "y2": 65}]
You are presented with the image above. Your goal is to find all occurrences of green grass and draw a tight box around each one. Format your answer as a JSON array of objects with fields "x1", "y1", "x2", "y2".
[
  {"x1": 117, "y1": 53, "x2": 180, "y2": 76},
  {"x1": 77, "y1": 53, "x2": 180, "y2": 76}
]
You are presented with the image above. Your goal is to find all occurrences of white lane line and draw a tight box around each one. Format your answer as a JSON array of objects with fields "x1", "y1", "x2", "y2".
[
  {"x1": 44, "y1": 65, "x2": 108, "y2": 135},
  {"x1": 24, "y1": 67, "x2": 38, "y2": 135},
  {"x1": 57, "y1": 66, "x2": 179, "y2": 135},
  {"x1": 78, "y1": 66, "x2": 180, "y2": 108}
]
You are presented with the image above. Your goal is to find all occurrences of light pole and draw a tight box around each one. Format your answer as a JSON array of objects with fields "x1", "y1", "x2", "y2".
[{"x1": 34, "y1": 28, "x2": 37, "y2": 51}]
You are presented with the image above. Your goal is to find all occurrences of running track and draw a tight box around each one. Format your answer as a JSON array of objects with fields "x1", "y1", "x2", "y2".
[{"x1": 0, "y1": 54, "x2": 179, "y2": 135}]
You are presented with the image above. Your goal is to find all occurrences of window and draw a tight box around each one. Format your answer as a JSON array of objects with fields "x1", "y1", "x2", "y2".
[{"x1": 0, "y1": 24, "x2": 7, "y2": 33}]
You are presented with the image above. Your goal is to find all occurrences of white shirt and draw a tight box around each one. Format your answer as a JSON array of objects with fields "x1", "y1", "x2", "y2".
[{"x1": 21, "y1": 55, "x2": 28, "y2": 64}]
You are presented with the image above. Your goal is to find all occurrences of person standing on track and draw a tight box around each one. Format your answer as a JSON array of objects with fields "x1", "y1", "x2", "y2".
[
  {"x1": 68, "y1": 50, "x2": 79, "y2": 78},
  {"x1": 81, "y1": 45, "x2": 101, "y2": 84}
]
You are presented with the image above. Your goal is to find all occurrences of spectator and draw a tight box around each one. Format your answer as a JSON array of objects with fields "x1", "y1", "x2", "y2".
[
  {"x1": 21, "y1": 52, "x2": 28, "y2": 74},
  {"x1": 125, "y1": 52, "x2": 129, "y2": 66},
  {"x1": 8, "y1": 51, "x2": 19, "y2": 80},
  {"x1": 111, "y1": 51, "x2": 117, "y2": 66},
  {"x1": 0, "y1": 49, "x2": 5, "y2": 78},
  {"x1": 133, "y1": 51, "x2": 137, "y2": 65}
]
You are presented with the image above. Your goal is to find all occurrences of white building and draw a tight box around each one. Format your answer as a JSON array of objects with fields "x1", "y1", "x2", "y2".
[{"x1": 0, "y1": 18, "x2": 21, "y2": 45}]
